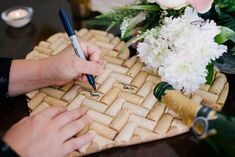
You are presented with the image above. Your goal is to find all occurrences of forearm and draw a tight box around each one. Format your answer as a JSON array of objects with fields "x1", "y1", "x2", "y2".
[{"x1": 8, "y1": 59, "x2": 52, "y2": 97}]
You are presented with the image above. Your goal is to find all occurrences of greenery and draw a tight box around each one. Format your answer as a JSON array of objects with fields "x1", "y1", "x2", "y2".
[
  {"x1": 202, "y1": 0, "x2": 235, "y2": 58},
  {"x1": 88, "y1": 0, "x2": 235, "y2": 80},
  {"x1": 206, "y1": 61, "x2": 215, "y2": 85}
]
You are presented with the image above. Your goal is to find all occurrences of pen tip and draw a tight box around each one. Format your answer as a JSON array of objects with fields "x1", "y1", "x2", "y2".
[{"x1": 92, "y1": 84, "x2": 96, "y2": 90}]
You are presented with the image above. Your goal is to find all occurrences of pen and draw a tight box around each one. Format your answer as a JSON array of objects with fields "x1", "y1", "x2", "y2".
[{"x1": 58, "y1": 8, "x2": 96, "y2": 90}]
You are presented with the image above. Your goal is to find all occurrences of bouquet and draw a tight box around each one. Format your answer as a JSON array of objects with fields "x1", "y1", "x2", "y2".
[{"x1": 89, "y1": 0, "x2": 235, "y2": 94}]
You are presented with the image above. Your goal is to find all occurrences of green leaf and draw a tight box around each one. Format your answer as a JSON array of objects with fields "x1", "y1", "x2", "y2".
[
  {"x1": 87, "y1": 18, "x2": 112, "y2": 27},
  {"x1": 214, "y1": 0, "x2": 235, "y2": 13},
  {"x1": 121, "y1": 12, "x2": 147, "y2": 39},
  {"x1": 117, "y1": 5, "x2": 161, "y2": 11},
  {"x1": 215, "y1": 26, "x2": 235, "y2": 44},
  {"x1": 214, "y1": 5, "x2": 235, "y2": 31},
  {"x1": 231, "y1": 46, "x2": 235, "y2": 55},
  {"x1": 206, "y1": 61, "x2": 215, "y2": 85}
]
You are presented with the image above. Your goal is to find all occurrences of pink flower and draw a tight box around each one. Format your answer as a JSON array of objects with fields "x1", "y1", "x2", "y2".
[
  {"x1": 187, "y1": 0, "x2": 213, "y2": 13},
  {"x1": 147, "y1": 0, "x2": 213, "y2": 13},
  {"x1": 147, "y1": 0, "x2": 187, "y2": 9}
]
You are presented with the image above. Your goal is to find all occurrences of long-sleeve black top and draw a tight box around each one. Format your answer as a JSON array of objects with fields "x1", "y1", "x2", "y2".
[{"x1": 0, "y1": 58, "x2": 19, "y2": 157}]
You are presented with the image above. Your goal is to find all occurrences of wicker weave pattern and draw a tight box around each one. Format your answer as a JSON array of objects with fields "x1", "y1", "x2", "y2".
[{"x1": 26, "y1": 29, "x2": 229, "y2": 157}]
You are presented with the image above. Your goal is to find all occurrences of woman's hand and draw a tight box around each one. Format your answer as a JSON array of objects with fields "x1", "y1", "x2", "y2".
[
  {"x1": 8, "y1": 40, "x2": 104, "y2": 96},
  {"x1": 45, "y1": 41, "x2": 104, "y2": 86},
  {"x1": 3, "y1": 107, "x2": 95, "y2": 157}
]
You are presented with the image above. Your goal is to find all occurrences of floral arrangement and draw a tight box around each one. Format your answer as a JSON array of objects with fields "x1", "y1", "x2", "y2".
[{"x1": 89, "y1": 0, "x2": 235, "y2": 93}]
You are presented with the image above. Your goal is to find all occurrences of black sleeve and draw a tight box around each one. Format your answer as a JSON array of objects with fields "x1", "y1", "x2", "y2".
[
  {"x1": 0, "y1": 57, "x2": 13, "y2": 104},
  {"x1": 0, "y1": 139, "x2": 19, "y2": 157}
]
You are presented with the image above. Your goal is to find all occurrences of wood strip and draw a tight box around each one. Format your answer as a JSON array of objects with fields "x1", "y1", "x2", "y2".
[
  {"x1": 209, "y1": 76, "x2": 227, "y2": 95},
  {"x1": 105, "y1": 63, "x2": 129, "y2": 74},
  {"x1": 44, "y1": 96, "x2": 68, "y2": 107},
  {"x1": 109, "y1": 72, "x2": 133, "y2": 84},
  {"x1": 105, "y1": 98, "x2": 125, "y2": 117},
  {"x1": 89, "y1": 122, "x2": 117, "y2": 140},
  {"x1": 193, "y1": 89, "x2": 219, "y2": 103},
  {"x1": 41, "y1": 87, "x2": 65, "y2": 99},
  {"x1": 28, "y1": 92, "x2": 47, "y2": 110},
  {"x1": 154, "y1": 114, "x2": 173, "y2": 135},
  {"x1": 119, "y1": 92, "x2": 144, "y2": 105},
  {"x1": 137, "y1": 81, "x2": 153, "y2": 98},
  {"x1": 76, "y1": 28, "x2": 88, "y2": 37},
  {"x1": 131, "y1": 71, "x2": 148, "y2": 88},
  {"x1": 67, "y1": 95, "x2": 85, "y2": 110},
  {"x1": 30, "y1": 102, "x2": 50, "y2": 116},
  {"x1": 79, "y1": 88, "x2": 104, "y2": 101},
  {"x1": 129, "y1": 114, "x2": 156, "y2": 131},
  {"x1": 95, "y1": 68, "x2": 112, "y2": 84},
  {"x1": 103, "y1": 56, "x2": 124, "y2": 65},
  {"x1": 98, "y1": 77, "x2": 116, "y2": 94},
  {"x1": 101, "y1": 48, "x2": 119, "y2": 57},
  {"x1": 83, "y1": 99, "x2": 107, "y2": 113},
  {"x1": 34, "y1": 46, "x2": 52, "y2": 55},
  {"x1": 142, "y1": 93, "x2": 157, "y2": 109},
  {"x1": 110, "y1": 109, "x2": 130, "y2": 131},
  {"x1": 113, "y1": 82, "x2": 138, "y2": 94},
  {"x1": 101, "y1": 87, "x2": 120, "y2": 106},
  {"x1": 115, "y1": 122, "x2": 137, "y2": 143},
  {"x1": 217, "y1": 83, "x2": 229, "y2": 106},
  {"x1": 87, "y1": 110, "x2": 113, "y2": 126},
  {"x1": 127, "y1": 62, "x2": 143, "y2": 78},
  {"x1": 147, "y1": 102, "x2": 165, "y2": 122},
  {"x1": 62, "y1": 85, "x2": 80, "y2": 102},
  {"x1": 122, "y1": 102, "x2": 149, "y2": 117}
]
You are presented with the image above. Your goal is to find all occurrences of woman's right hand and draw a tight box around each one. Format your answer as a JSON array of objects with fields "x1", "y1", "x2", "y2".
[{"x1": 3, "y1": 107, "x2": 95, "y2": 157}]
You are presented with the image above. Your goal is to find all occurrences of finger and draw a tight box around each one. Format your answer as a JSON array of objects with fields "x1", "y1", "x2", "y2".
[
  {"x1": 74, "y1": 74, "x2": 82, "y2": 80},
  {"x1": 81, "y1": 74, "x2": 87, "y2": 81},
  {"x1": 89, "y1": 51, "x2": 102, "y2": 63},
  {"x1": 80, "y1": 41, "x2": 102, "y2": 62},
  {"x1": 34, "y1": 106, "x2": 67, "y2": 120},
  {"x1": 74, "y1": 59, "x2": 103, "y2": 76},
  {"x1": 59, "y1": 115, "x2": 92, "y2": 141},
  {"x1": 62, "y1": 131, "x2": 96, "y2": 155},
  {"x1": 75, "y1": 74, "x2": 87, "y2": 81},
  {"x1": 52, "y1": 109, "x2": 86, "y2": 128}
]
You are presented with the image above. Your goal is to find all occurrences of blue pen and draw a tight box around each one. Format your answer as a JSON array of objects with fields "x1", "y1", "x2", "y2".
[{"x1": 58, "y1": 8, "x2": 96, "y2": 90}]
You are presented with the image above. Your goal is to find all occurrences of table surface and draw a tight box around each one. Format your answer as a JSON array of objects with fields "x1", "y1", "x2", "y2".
[{"x1": 0, "y1": 1, "x2": 235, "y2": 157}]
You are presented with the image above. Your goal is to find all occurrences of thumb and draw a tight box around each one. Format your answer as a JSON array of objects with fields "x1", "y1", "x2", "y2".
[{"x1": 74, "y1": 59, "x2": 103, "y2": 76}]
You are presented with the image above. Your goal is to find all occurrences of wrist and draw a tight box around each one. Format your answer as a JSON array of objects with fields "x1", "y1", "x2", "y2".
[
  {"x1": 8, "y1": 59, "x2": 53, "y2": 96},
  {"x1": 38, "y1": 58, "x2": 58, "y2": 86}
]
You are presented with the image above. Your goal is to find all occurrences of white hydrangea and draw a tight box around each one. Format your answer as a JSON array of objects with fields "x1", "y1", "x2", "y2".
[
  {"x1": 137, "y1": 7, "x2": 227, "y2": 93},
  {"x1": 159, "y1": 54, "x2": 208, "y2": 94}
]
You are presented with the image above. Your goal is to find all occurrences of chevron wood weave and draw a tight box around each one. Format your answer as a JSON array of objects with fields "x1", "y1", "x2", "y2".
[{"x1": 26, "y1": 28, "x2": 229, "y2": 157}]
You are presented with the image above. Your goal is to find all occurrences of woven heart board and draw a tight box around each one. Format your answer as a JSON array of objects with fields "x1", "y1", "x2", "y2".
[{"x1": 25, "y1": 29, "x2": 229, "y2": 157}]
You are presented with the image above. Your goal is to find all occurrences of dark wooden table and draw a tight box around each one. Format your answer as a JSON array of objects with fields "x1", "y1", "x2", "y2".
[{"x1": 0, "y1": 1, "x2": 235, "y2": 157}]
